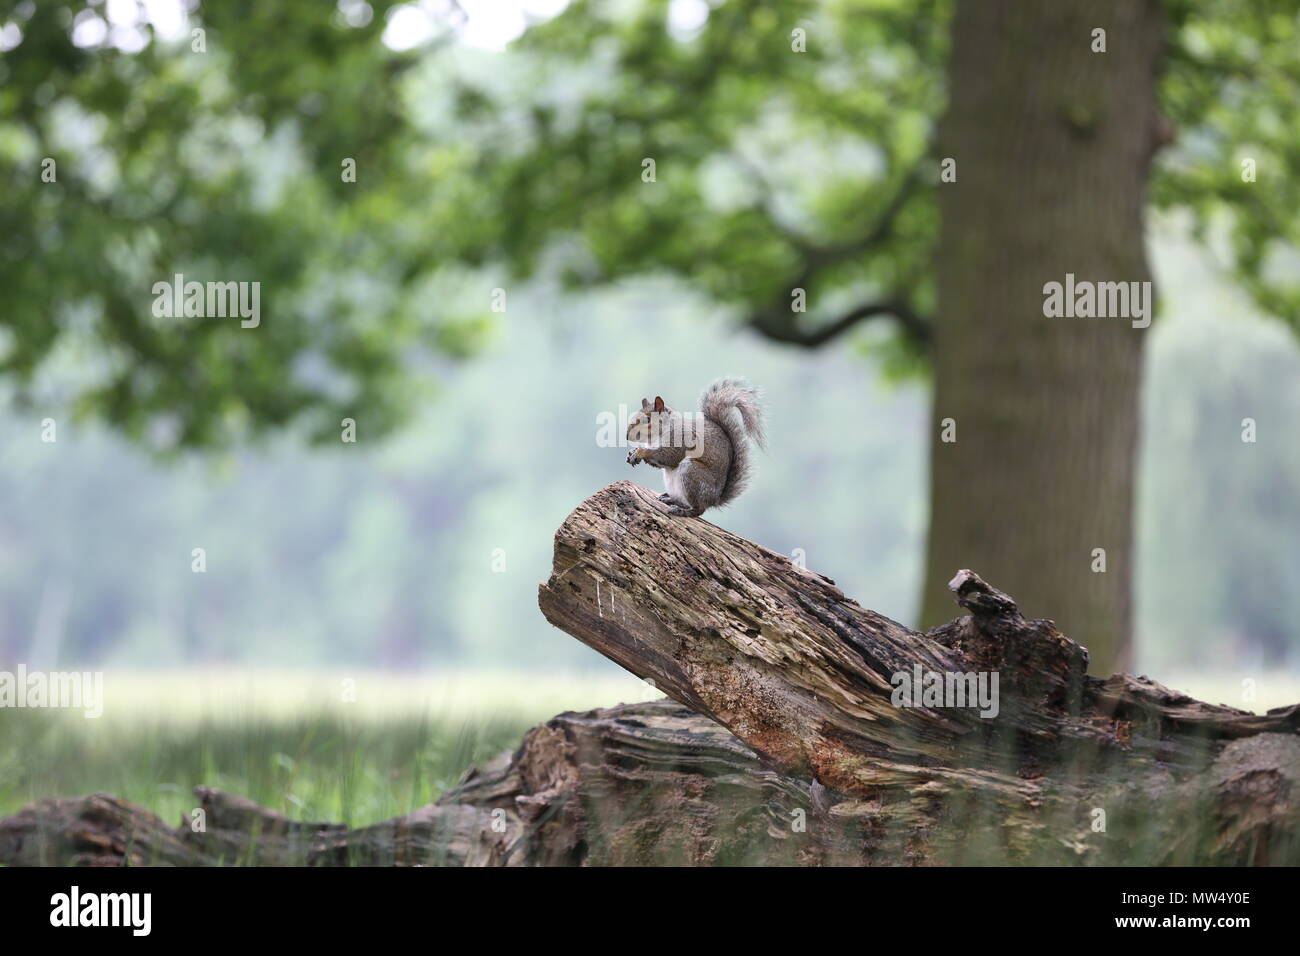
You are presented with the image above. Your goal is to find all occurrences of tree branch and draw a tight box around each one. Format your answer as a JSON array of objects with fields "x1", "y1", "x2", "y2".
[
  {"x1": 730, "y1": 161, "x2": 932, "y2": 349},
  {"x1": 748, "y1": 298, "x2": 931, "y2": 348}
]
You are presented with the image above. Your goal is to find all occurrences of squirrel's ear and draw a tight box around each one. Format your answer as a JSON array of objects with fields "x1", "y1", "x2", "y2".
[
  {"x1": 653, "y1": 396, "x2": 665, "y2": 413},
  {"x1": 641, "y1": 398, "x2": 651, "y2": 411}
]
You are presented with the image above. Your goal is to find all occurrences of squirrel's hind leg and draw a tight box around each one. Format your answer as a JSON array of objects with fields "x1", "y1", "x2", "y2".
[
  {"x1": 663, "y1": 502, "x2": 705, "y2": 517},
  {"x1": 658, "y1": 490, "x2": 699, "y2": 515},
  {"x1": 660, "y1": 461, "x2": 708, "y2": 517}
]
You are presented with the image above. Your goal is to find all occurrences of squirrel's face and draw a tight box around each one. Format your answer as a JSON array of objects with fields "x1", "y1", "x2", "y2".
[{"x1": 627, "y1": 396, "x2": 669, "y2": 444}]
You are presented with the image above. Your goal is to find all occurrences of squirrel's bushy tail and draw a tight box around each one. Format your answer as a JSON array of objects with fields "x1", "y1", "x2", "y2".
[{"x1": 699, "y1": 377, "x2": 766, "y2": 506}]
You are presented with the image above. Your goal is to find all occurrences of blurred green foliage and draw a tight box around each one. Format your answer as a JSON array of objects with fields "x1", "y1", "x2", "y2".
[
  {"x1": 1138, "y1": 225, "x2": 1300, "y2": 669},
  {"x1": 5, "y1": 0, "x2": 1300, "y2": 453},
  {"x1": 431, "y1": 0, "x2": 1300, "y2": 355},
  {"x1": 1, "y1": 0, "x2": 484, "y2": 449},
  {"x1": 1159, "y1": 0, "x2": 1300, "y2": 321}
]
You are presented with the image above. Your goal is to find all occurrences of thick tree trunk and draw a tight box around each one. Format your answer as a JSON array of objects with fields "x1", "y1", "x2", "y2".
[
  {"x1": 921, "y1": 0, "x2": 1167, "y2": 672},
  {"x1": 3, "y1": 483, "x2": 1297, "y2": 866}
]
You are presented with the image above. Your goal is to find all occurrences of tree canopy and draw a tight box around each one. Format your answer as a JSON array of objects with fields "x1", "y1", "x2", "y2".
[{"x1": 5, "y1": 0, "x2": 1299, "y2": 450}]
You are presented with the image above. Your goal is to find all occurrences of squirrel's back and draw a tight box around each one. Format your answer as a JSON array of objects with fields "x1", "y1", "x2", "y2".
[{"x1": 699, "y1": 378, "x2": 766, "y2": 506}]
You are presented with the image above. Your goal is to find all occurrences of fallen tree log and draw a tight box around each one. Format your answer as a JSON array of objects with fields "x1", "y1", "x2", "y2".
[
  {"x1": 2, "y1": 480, "x2": 1297, "y2": 865},
  {"x1": 1, "y1": 702, "x2": 817, "y2": 866},
  {"x1": 532, "y1": 481, "x2": 1300, "y2": 864}
]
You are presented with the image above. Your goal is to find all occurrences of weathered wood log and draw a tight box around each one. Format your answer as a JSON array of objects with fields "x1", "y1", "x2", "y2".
[
  {"x1": 2, "y1": 480, "x2": 1297, "y2": 865},
  {"x1": 3, "y1": 694, "x2": 1296, "y2": 866},
  {"x1": 534, "y1": 481, "x2": 1300, "y2": 862},
  {"x1": 0, "y1": 702, "x2": 818, "y2": 866}
]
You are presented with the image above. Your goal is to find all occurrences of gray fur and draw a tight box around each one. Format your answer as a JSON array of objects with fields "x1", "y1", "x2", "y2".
[{"x1": 625, "y1": 378, "x2": 765, "y2": 517}]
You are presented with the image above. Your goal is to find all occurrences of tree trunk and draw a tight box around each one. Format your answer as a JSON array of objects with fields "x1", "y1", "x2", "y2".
[
  {"x1": 921, "y1": 0, "x2": 1167, "y2": 673},
  {"x1": 4, "y1": 483, "x2": 1296, "y2": 866}
]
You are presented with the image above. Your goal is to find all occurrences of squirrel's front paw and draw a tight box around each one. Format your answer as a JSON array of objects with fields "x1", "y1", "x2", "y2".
[{"x1": 626, "y1": 448, "x2": 642, "y2": 466}]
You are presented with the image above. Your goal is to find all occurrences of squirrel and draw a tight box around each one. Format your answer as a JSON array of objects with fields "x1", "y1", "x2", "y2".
[{"x1": 625, "y1": 378, "x2": 766, "y2": 517}]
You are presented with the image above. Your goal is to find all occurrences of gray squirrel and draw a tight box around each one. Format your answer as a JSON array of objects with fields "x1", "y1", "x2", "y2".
[{"x1": 625, "y1": 378, "x2": 766, "y2": 517}]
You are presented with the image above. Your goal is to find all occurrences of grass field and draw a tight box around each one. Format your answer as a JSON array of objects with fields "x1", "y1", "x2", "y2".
[
  {"x1": 0, "y1": 669, "x2": 659, "y2": 825},
  {"x1": 2, "y1": 668, "x2": 1296, "y2": 830}
]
